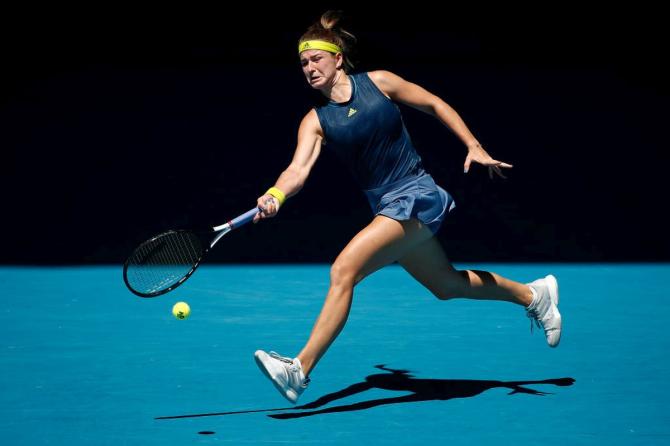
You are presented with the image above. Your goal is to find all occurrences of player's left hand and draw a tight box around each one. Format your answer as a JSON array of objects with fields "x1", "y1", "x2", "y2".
[{"x1": 464, "y1": 143, "x2": 513, "y2": 179}]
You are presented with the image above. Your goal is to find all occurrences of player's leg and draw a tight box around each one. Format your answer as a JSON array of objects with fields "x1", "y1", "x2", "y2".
[
  {"x1": 397, "y1": 236, "x2": 561, "y2": 346},
  {"x1": 255, "y1": 216, "x2": 435, "y2": 403},
  {"x1": 296, "y1": 216, "x2": 434, "y2": 375},
  {"x1": 397, "y1": 236, "x2": 533, "y2": 305}
]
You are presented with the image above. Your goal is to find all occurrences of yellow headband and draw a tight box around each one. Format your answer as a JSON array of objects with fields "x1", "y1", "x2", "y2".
[{"x1": 298, "y1": 40, "x2": 342, "y2": 55}]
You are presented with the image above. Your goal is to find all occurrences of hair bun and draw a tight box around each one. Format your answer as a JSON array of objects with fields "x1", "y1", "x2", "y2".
[{"x1": 320, "y1": 10, "x2": 344, "y2": 30}]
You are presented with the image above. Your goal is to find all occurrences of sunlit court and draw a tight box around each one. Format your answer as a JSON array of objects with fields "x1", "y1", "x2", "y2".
[{"x1": 2, "y1": 264, "x2": 668, "y2": 444}]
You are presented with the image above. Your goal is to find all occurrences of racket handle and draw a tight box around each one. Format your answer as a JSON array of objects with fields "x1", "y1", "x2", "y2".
[{"x1": 229, "y1": 207, "x2": 262, "y2": 229}]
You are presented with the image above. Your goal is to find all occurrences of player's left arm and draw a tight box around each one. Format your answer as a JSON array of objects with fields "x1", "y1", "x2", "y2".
[
  {"x1": 369, "y1": 70, "x2": 479, "y2": 147},
  {"x1": 368, "y1": 70, "x2": 512, "y2": 176}
]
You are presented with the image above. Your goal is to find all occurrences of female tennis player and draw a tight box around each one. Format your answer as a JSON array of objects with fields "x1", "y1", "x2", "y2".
[{"x1": 253, "y1": 11, "x2": 561, "y2": 404}]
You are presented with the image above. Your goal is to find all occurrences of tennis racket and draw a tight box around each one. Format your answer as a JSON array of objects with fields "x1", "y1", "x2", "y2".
[{"x1": 123, "y1": 206, "x2": 261, "y2": 297}]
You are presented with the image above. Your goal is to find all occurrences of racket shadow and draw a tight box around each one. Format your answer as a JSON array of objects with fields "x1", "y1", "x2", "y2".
[{"x1": 155, "y1": 365, "x2": 575, "y2": 420}]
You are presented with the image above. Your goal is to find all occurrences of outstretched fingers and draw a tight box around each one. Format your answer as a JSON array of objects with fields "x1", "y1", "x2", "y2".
[{"x1": 488, "y1": 160, "x2": 513, "y2": 179}]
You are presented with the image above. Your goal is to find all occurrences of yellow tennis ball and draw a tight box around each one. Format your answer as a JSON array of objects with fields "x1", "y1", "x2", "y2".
[{"x1": 172, "y1": 302, "x2": 190, "y2": 320}]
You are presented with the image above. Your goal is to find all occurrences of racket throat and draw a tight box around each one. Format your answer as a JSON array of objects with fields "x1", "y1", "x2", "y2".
[{"x1": 210, "y1": 224, "x2": 232, "y2": 248}]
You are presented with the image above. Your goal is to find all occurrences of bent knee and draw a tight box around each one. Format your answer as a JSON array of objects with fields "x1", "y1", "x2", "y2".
[
  {"x1": 430, "y1": 270, "x2": 470, "y2": 300},
  {"x1": 432, "y1": 287, "x2": 460, "y2": 301},
  {"x1": 330, "y1": 262, "x2": 358, "y2": 288}
]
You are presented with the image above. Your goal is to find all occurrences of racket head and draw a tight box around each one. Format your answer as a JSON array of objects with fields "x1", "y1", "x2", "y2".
[{"x1": 123, "y1": 230, "x2": 207, "y2": 297}]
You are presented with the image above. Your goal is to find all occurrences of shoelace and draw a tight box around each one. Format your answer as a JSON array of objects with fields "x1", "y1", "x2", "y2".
[
  {"x1": 268, "y1": 351, "x2": 310, "y2": 386},
  {"x1": 526, "y1": 308, "x2": 542, "y2": 333},
  {"x1": 269, "y1": 351, "x2": 293, "y2": 364}
]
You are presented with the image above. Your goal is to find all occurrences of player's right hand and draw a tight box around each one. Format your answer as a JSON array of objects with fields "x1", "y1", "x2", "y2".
[{"x1": 254, "y1": 195, "x2": 280, "y2": 223}]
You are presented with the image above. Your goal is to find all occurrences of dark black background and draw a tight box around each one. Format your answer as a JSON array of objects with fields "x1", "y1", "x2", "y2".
[{"x1": 2, "y1": 5, "x2": 668, "y2": 264}]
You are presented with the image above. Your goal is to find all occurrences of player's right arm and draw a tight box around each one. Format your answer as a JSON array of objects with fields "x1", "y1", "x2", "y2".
[{"x1": 254, "y1": 109, "x2": 323, "y2": 221}]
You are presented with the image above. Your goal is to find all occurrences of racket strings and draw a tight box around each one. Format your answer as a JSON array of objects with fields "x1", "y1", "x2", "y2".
[{"x1": 125, "y1": 231, "x2": 204, "y2": 295}]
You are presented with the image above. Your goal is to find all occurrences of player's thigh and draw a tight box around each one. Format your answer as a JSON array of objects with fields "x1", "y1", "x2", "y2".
[
  {"x1": 397, "y1": 236, "x2": 466, "y2": 299},
  {"x1": 332, "y1": 216, "x2": 434, "y2": 285}
]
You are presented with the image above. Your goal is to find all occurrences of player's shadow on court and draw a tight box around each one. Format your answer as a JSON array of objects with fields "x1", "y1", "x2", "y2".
[
  {"x1": 269, "y1": 365, "x2": 575, "y2": 419},
  {"x1": 155, "y1": 365, "x2": 575, "y2": 420}
]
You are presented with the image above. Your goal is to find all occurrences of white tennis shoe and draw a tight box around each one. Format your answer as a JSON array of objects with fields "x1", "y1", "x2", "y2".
[
  {"x1": 254, "y1": 350, "x2": 310, "y2": 404},
  {"x1": 526, "y1": 274, "x2": 562, "y2": 347}
]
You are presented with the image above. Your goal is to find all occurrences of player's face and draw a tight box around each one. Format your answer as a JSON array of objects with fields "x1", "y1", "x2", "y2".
[{"x1": 300, "y1": 50, "x2": 342, "y2": 89}]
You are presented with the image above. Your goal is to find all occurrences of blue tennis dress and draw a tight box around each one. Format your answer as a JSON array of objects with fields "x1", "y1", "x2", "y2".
[{"x1": 314, "y1": 72, "x2": 456, "y2": 234}]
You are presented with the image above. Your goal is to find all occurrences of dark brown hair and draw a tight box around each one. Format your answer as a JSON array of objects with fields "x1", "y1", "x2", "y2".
[{"x1": 299, "y1": 10, "x2": 357, "y2": 73}]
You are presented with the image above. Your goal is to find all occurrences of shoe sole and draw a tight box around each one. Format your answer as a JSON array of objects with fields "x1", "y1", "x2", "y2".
[
  {"x1": 544, "y1": 275, "x2": 561, "y2": 347},
  {"x1": 254, "y1": 352, "x2": 298, "y2": 404}
]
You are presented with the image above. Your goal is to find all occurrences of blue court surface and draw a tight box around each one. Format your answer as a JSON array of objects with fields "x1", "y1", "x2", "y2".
[{"x1": 1, "y1": 264, "x2": 668, "y2": 445}]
